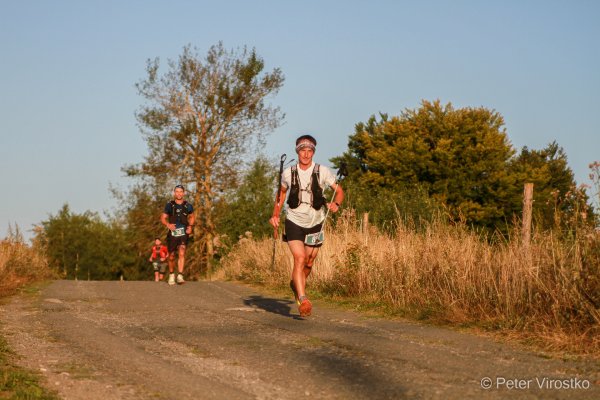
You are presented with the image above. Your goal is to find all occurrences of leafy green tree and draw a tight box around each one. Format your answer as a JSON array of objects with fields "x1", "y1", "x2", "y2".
[
  {"x1": 509, "y1": 142, "x2": 592, "y2": 231},
  {"x1": 110, "y1": 182, "x2": 170, "y2": 274},
  {"x1": 590, "y1": 161, "x2": 600, "y2": 228},
  {"x1": 125, "y1": 42, "x2": 285, "y2": 275},
  {"x1": 215, "y1": 156, "x2": 276, "y2": 246},
  {"x1": 340, "y1": 180, "x2": 440, "y2": 233},
  {"x1": 38, "y1": 204, "x2": 140, "y2": 280},
  {"x1": 334, "y1": 100, "x2": 515, "y2": 229},
  {"x1": 333, "y1": 101, "x2": 592, "y2": 233}
]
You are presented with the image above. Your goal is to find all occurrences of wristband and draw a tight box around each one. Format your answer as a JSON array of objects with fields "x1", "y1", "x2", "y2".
[{"x1": 334, "y1": 202, "x2": 340, "y2": 207}]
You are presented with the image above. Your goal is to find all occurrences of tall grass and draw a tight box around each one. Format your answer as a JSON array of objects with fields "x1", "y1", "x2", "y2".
[
  {"x1": 0, "y1": 232, "x2": 59, "y2": 398},
  {"x1": 0, "y1": 235, "x2": 55, "y2": 297},
  {"x1": 219, "y1": 211, "x2": 600, "y2": 355}
]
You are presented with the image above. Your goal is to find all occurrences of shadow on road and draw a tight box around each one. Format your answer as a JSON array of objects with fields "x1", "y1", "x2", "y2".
[
  {"x1": 243, "y1": 296, "x2": 406, "y2": 397},
  {"x1": 301, "y1": 349, "x2": 407, "y2": 399},
  {"x1": 243, "y1": 295, "x2": 304, "y2": 320}
]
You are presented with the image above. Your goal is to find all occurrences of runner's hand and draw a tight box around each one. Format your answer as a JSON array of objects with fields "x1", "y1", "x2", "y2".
[
  {"x1": 186, "y1": 226, "x2": 192, "y2": 235},
  {"x1": 167, "y1": 223, "x2": 176, "y2": 231},
  {"x1": 327, "y1": 202, "x2": 340, "y2": 213},
  {"x1": 269, "y1": 215, "x2": 279, "y2": 229}
]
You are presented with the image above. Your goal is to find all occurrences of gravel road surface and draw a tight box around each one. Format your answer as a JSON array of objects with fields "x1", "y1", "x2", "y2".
[{"x1": 1, "y1": 280, "x2": 598, "y2": 399}]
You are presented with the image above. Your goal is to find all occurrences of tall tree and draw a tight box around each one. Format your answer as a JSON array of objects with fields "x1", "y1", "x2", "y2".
[
  {"x1": 509, "y1": 142, "x2": 590, "y2": 230},
  {"x1": 110, "y1": 182, "x2": 169, "y2": 273},
  {"x1": 215, "y1": 156, "x2": 277, "y2": 246},
  {"x1": 334, "y1": 100, "x2": 515, "y2": 229},
  {"x1": 333, "y1": 101, "x2": 590, "y2": 232},
  {"x1": 125, "y1": 43, "x2": 285, "y2": 274},
  {"x1": 38, "y1": 204, "x2": 139, "y2": 280}
]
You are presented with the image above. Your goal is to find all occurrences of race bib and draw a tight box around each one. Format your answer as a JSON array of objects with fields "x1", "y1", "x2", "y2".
[
  {"x1": 304, "y1": 231, "x2": 324, "y2": 246},
  {"x1": 172, "y1": 227, "x2": 186, "y2": 237}
]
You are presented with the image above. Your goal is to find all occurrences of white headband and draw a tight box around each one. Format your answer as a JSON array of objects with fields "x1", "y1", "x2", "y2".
[{"x1": 296, "y1": 140, "x2": 316, "y2": 152}]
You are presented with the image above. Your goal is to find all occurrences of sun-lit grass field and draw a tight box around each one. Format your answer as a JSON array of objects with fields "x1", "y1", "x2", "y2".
[
  {"x1": 218, "y1": 211, "x2": 600, "y2": 356},
  {"x1": 0, "y1": 237, "x2": 55, "y2": 297}
]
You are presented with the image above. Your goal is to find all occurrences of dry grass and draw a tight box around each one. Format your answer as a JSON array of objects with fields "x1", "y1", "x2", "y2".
[
  {"x1": 0, "y1": 238, "x2": 55, "y2": 297},
  {"x1": 218, "y1": 211, "x2": 600, "y2": 356},
  {"x1": 0, "y1": 238, "x2": 60, "y2": 398}
]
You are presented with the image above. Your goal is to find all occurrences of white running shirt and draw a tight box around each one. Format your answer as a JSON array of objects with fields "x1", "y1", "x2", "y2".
[{"x1": 281, "y1": 162, "x2": 337, "y2": 228}]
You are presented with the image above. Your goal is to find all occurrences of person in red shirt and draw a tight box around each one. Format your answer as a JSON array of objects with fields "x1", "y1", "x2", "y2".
[{"x1": 148, "y1": 238, "x2": 168, "y2": 282}]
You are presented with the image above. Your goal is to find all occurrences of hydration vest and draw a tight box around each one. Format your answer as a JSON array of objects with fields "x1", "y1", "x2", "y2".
[
  {"x1": 286, "y1": 164, "x2": 326, "y2": 210},
  {"x1": 168, "y1": 200, "x2": 190, "y2": 226}
]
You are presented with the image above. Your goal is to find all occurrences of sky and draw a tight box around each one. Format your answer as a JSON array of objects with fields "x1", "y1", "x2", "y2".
[{"x1": 1, "y1": 0, "x2": 599, "y2": 240}]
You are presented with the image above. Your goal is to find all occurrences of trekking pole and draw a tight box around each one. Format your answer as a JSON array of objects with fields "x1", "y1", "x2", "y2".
[
  {"x1": 271, "y1": 154, "x2": 287, "y2": 269},
  {"x1": 317, "y1": 162, "x2": 348, "y2": 237}
]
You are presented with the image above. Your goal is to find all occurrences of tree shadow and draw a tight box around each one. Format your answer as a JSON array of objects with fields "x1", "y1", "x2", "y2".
[{"x1": 243, "y1": 295, "x2": 303, "y2": 320}]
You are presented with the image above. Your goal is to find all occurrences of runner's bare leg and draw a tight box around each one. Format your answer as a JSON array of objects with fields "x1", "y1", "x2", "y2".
[
  {"x1": 168, "y1": 252, "x2": 176, "y2": 274},
  {"x1": 304, "y1": 245, "x2": 320, "y2": 278},
  {"x1": 288, "y1": 240, "x2": 307, "y2": 297},
  {"x1": 178, "y1": 245, "x2": 186, "y2": 275}
]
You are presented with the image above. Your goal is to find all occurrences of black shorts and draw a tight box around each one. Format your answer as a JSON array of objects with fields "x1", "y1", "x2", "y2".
[
  {"x1": 284, "y1": 219, "x2": 323, "y2": 247},
  {"x1": 166, "y1": 232, "x2": 189, "y2": 253}
]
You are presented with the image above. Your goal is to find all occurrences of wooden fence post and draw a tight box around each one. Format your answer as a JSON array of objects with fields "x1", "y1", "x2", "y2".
[
  {"x1": 75, "y1": 253, "x2": 79, "y2": 281},
  {"x1": 522, "y1": 183, "x2": 534, "y2": 248},
  {"x1": 362, "y1": 212, "x2": 369, "y2": 245}
]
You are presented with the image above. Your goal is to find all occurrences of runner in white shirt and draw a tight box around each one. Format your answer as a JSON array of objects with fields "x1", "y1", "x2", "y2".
[{"x1": 269, "y1": 135, "x2": 344, "y2": 317}]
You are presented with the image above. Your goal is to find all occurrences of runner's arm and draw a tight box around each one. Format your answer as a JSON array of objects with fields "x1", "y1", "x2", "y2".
[
  {"x1": 161, "y1": 213, "x2": 175, "y2": 231},
  {"x1": 327, "y1": 183, "x2": 344, "y2": 213},
  {"x1": 269, "y1": 186, "x2": 287, "y2": 228}
]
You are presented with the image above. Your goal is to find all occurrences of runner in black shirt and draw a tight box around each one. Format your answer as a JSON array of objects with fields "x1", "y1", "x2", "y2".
[{"x1": 161, "y1": 185, "x2": 195, "y2": 285}]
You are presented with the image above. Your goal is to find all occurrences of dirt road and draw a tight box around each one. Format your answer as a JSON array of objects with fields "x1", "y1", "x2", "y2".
[{"x1": 1, "y1": 280, "x2": 598, "y2": 399}]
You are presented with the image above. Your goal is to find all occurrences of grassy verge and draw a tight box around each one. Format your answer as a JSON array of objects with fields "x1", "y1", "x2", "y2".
[
  {"x1": 241, "y1": 279, "x2": 591, "y2": 361},
  {"x1": 0, "y1": 239, "x2": 56, "y2": 298},
  {"x1": 1, "y1": 238, "x2": 60, "y2": 399},
  {"x1": 217, "y1": 212, "x2": 600, "y2": 357},
  {"x1": 0, "y1": 335, "x2": 60, "y2": 400}
]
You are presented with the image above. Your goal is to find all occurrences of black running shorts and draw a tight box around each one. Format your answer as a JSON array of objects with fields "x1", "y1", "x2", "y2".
[
  {"x1": 284, "y1": 219, "x2": 323, "y2": 247},
  {"x1": 166, "y1": 232, "x2": 188, "y2": 253}
]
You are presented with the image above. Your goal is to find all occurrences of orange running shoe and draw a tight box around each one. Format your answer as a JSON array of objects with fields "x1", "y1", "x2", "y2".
[{"x1": 298, "y1": 296, "x2": 312, "y2": 317}]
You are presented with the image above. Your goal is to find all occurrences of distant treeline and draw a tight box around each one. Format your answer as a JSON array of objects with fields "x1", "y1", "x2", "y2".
[
  {"x1": 31, "y1": 43, "x2": 598, "y2": 280},
  {"x1": 36, "y1": 100, "x2": 597, "y2": 280}
]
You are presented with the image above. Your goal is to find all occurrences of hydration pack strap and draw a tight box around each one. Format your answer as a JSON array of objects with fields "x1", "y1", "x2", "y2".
[
  {"x1": 291, "y1": 165, "x2": 298, "y2": 187},
  {"x1": 170, "y1": 200, "x2": 188, "y2": 216}
]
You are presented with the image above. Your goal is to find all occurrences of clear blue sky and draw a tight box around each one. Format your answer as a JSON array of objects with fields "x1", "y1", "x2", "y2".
[{"x1": 1, "y1": 0, "x2": 599, "y2": 239}]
